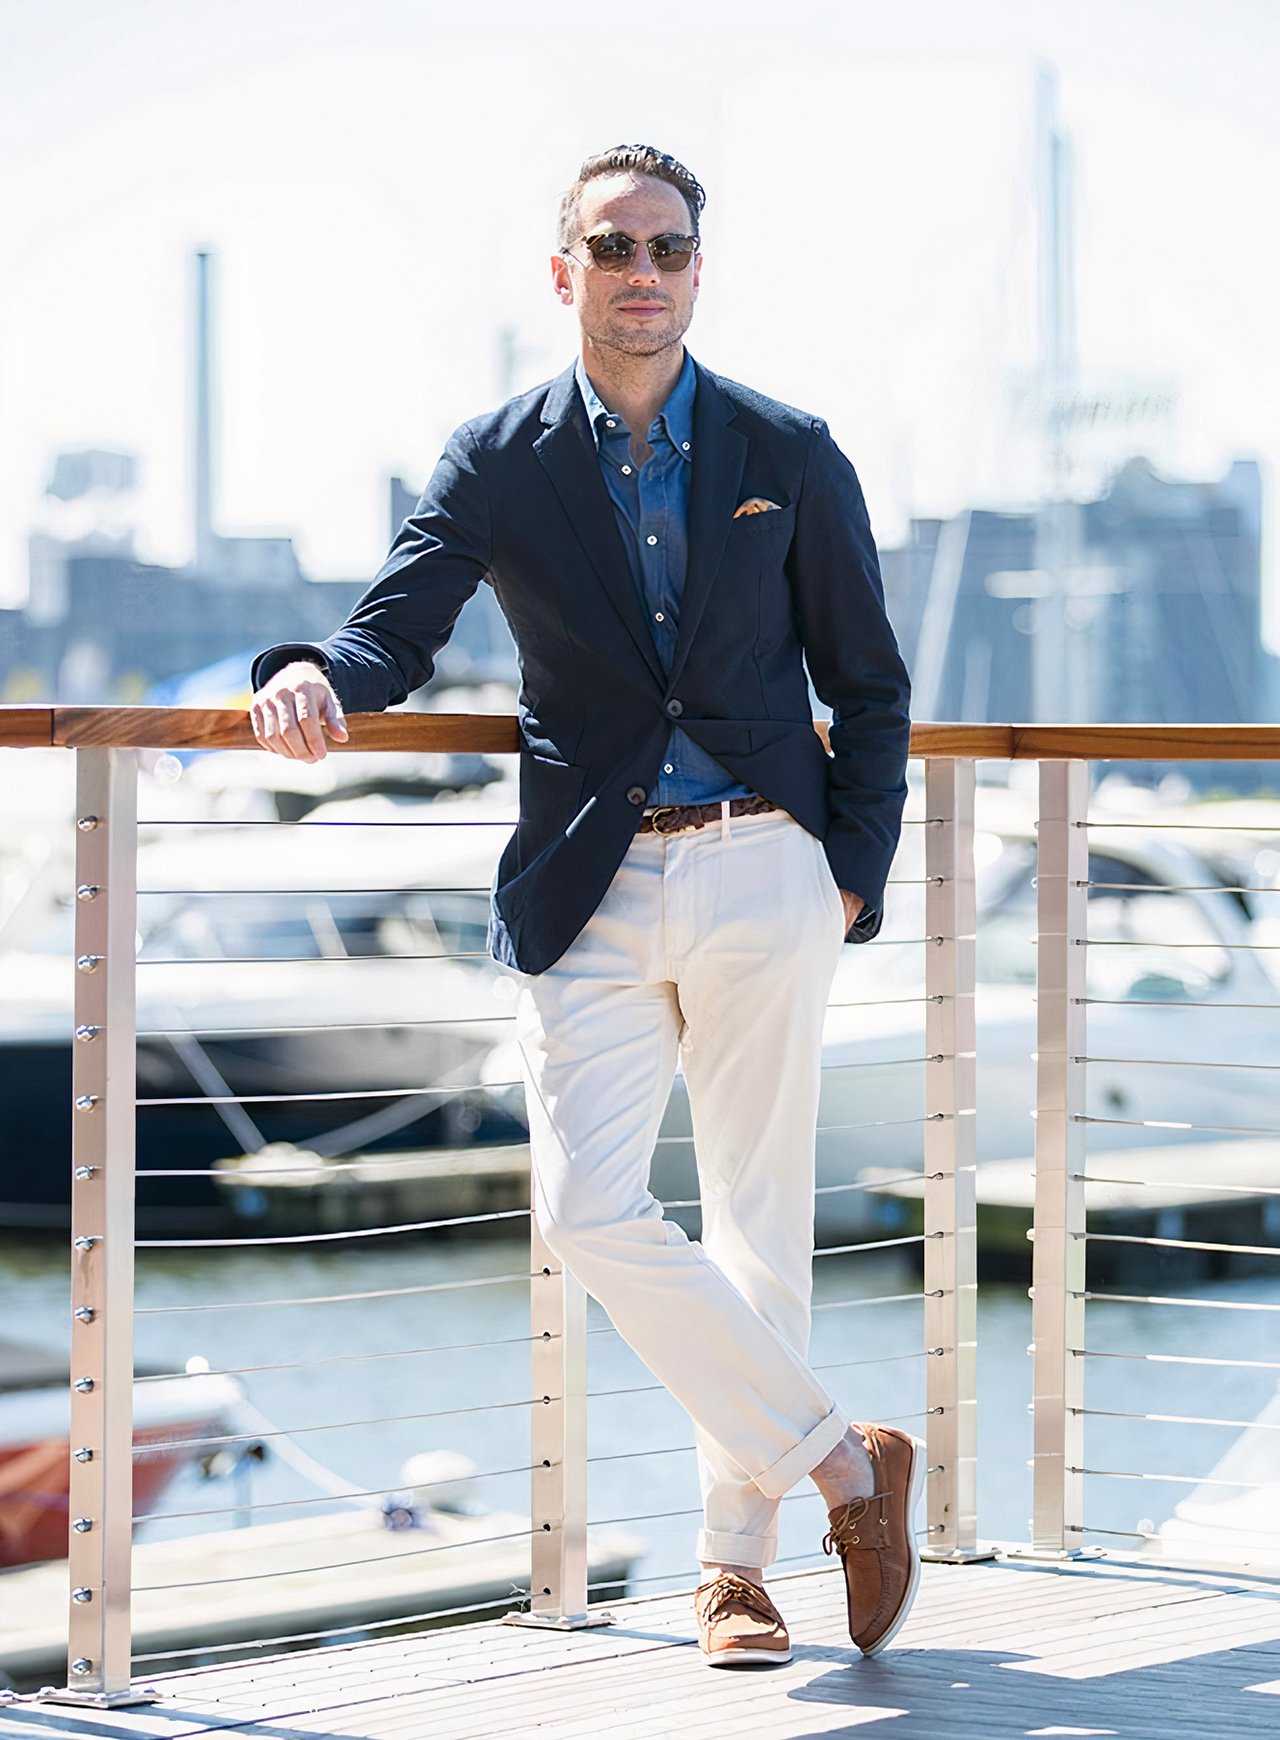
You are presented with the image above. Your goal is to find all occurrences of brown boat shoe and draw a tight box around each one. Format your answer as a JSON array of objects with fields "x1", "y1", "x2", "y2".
[
  {"x1": 694, "y1": 1573, "x2": 792, "y2": 1667},
  {"x1": 823, "y1": 1423, "x2": 926, "y2": 1656}
]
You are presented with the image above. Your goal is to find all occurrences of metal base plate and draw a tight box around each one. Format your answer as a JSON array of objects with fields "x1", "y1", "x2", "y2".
[
  {"x1": 34, "y1": 1686, "x2": 160, "y2": 1709},
  {"x1": 920, "y1": 1547, "x2": 1001, "y2": 1564},
  {"x1": 1004, "y1": 1546, "x2": 1105, "y2": 1563},
  {"x1": 504, "y1": 1609, "x2": 615, "y2": 1631}
]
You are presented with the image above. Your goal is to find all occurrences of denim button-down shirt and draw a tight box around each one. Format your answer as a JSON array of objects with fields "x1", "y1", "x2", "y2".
[{"x1": 576, "y1": 354, "x2": 750, "y2": 808}]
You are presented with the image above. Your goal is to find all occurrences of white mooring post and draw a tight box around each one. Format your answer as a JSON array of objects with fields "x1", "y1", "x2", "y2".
[
  {"x1": 1027, "y1": 758, "x2": 1089, "y2": 1557},
  {"x1": 919, "y1": 758, "x2": 991, "y2": 1563},
  {"x1": 507, "y1": 1197, "x2": 610, "y2": 1629},
  {"x1": 40, "y1": 749, "x2": 155, "y2": 1709}
]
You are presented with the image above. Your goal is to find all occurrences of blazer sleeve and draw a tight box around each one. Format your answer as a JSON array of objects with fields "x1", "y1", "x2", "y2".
[
  {"x1": 787, "y1": 420, "x2": 911, "y2": 940},
  {"x1": 251, "y1": 423, "x2": 492, "y2": 714}
]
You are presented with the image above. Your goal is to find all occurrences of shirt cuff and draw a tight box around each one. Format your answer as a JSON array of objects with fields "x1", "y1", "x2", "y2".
[
  {"x1": 250, "y1": 643, "x2": 332, "y2": 694},
  {"x1": 843, "y1": 897, "x2": 880, "y2": 944}
]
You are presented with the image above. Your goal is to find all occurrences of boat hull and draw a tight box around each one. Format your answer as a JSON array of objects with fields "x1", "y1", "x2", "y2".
[{"x1": 0, "y1": 1373, "x2": 243, "y2": 1569}]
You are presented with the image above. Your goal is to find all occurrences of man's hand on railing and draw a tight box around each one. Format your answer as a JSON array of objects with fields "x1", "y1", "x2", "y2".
[{"x1": 250, "y1": 661, "x2": 349, "y2": 762}]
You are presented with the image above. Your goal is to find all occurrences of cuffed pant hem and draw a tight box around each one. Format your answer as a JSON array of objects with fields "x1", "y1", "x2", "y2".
[
  {"x1": 697, "y1": 1529, "x2": 778, "y2": 1570},
  {"x1": 752, "y1": 1404, "x2": 849, "y2": 1501}
]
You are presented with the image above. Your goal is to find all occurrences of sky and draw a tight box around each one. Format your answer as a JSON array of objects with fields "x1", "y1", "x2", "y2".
[{"x1": 3, "y1": 0, "x2": 1280, "y2": 634}]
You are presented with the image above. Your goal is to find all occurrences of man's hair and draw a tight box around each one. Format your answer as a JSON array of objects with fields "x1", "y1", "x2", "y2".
[{"x1": 556, "y1": 145, "x2": 706, "y2": 251}]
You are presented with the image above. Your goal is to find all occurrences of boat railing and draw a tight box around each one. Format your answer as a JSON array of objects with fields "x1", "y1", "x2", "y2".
[{"x1": 3, "y1": 705, "x2": 1280, "y2": 1706}]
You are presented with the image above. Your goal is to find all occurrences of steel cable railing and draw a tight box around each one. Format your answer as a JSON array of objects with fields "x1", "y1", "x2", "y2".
[
  {"x1": 5, "y1": 718, "x2": 1045, "y2": 1703},
  {"x1": 135, "y1": 1272, "x2": 536, "y2": 1313},
  {"x1": 86, "y1": 789, "x2": 599, "y2": 1681},
  {"x1": 127, "y1": 1591, "x2": 535, "y2": 1665},
  {"x1": 134, "y1": 1208, "x2": 532, "y2": 1248},
  {"x1": 135, "y1": 1015, "x2": 517, "y2": 1036},
  {"x1": 13, "y1": 712, "x2": 1280, "y2": 1700},
  {"x1": 1082, "y1": 1291, "x2": 1280, "y2": 1312},
  {"x1": 1081, "y1": 1174, "x2": 1280, "y2": 1197},
  {"x1": 137, "y1": 1082, "x2": 519, "y2": 1105},
  {"x1": 1079, "y1": 1408, "x2": 1280, "y2": 1432},
  {"x1": 1083, "y1": 1233, "x2": 1280, "y2": 1259},
  {"x1": 137, "y1": 1393, "x2": 557, "y2": 1457},
  {"x1": 1079, "y1": 1349, "x2": 1280, "y2": 1369},
  {"x1": 133, "y1": 1330, "x2": 550, "y2": 1382},
  {"x1": 1077, "y1": 1115, "x2": 1280, "y2": 1136},
  {"x1": 133, "y1": 1525, "x2": 541, "y2": 1596},
  {"x1": 138, "y1": 950, "x2": 496, "y2": 964},
  {"x1": 1026, "y1": 778, "x2": 1280, "y2": 1564},
  {"x1": 132, "y1": 1462, "x2": 541, "y2": 1525}
]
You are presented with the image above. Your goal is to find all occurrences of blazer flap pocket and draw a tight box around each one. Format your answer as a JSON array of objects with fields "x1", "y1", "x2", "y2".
[{"x1": 521, "y1": 752, "x2": 586, "y2": 813}]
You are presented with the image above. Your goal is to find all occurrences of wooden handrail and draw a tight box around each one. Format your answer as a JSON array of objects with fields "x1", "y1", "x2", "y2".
[{"x1": 2, "y1": 705, "x2": 1280, "y2": 759}]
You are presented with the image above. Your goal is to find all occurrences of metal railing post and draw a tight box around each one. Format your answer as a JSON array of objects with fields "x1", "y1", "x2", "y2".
[
  {"x1": 1028, "y1": 758, "x2": 1088, "y2": 1557},
  {"x1": 41, "y1": 749, "x2": 154, "y2": 1708},
  {"x1": 920, "y1": 757, "x2": 988, "y2": 1562},
  {"x1": 507, "y1": 1196, "x2": 609, "y2": 1630}
]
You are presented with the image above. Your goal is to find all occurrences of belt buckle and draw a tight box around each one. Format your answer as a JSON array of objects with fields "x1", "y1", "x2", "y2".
[{"x1": 648, "y1": 806, "x2": 687, "y2": 836}]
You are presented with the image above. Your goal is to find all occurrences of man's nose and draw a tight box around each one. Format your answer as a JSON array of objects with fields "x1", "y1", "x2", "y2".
[{"x1": 626, "y1": 242, "x2": 662, "y2": 284}]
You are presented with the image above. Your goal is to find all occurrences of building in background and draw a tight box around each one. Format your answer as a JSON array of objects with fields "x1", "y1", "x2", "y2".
[
  {"x1": 882, "y1": 454, "x2": 1269, "y2": 732},
  {"x1": 1, "y1": 81, "x2": 1273, "y2": 738},
  {"x1": 880, "y1": 67, "x2": 1276, "y2": 777},
  {"x1": 0, "y1": 253, "x2": 516, "y2": 707}
]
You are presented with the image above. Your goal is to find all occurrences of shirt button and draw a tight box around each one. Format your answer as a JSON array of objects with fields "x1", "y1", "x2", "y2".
[
  {"x1": 654, "y1": 612, "x2": 664, "y2": 623},
  {"x1": 663, "y1": 764, "x2": 674, "y2": 775},
  {"x1": 681, "y1": 442, "x2": 690, "y2": 451},
  {"x1": 621, "y1": 465, "x2": 632, "y2": 475},
  {"x1": 646, "y1": 535, "x2": 658, "y2": 546},
  {"x1": 606, "y1": 419, "x2": 616, "y2": 428},
  {"x1": 665, "y1": 699, "x2": 683, "y2": 718},
  {"x1": 627, "y1": 786, "x2": 646, "y2": 805}
]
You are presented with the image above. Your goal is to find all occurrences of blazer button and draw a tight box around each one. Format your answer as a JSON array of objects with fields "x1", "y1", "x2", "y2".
[
  {"x1": 627, "y1": 786, "x2": 647, "y2": 805},
  {"x1": 665, "y1": 699, "x2": 683, "y2": 718}
]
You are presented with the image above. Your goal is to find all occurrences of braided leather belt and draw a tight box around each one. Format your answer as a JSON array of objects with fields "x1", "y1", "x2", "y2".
[{"x1": 638, "y1": 794, "x2": 777, "y2": 836}]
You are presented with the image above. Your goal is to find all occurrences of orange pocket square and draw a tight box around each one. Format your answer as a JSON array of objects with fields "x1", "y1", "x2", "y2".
[{"x1": 733, "y1": 497, "x2": 783, "y2": 518}]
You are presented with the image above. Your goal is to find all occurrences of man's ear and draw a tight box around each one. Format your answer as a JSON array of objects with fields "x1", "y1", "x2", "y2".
[{"x1": 551, "y1": 254, "x2": 576, "y2": 307}]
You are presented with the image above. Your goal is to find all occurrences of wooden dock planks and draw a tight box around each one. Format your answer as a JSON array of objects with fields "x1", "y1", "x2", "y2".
[{"x1": 3, "y1": 1559, "x2": 1279, "y2": 1740}]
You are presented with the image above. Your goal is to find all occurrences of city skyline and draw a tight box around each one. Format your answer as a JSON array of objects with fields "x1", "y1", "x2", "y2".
[{"x1": 3, "y1": 3, "x2": 1280, "y2": 645}]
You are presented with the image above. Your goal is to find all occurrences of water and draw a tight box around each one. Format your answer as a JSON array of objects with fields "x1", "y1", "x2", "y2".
[{"x1": 4, "y1": 1230, "x2": 1276, "y2": 1601}]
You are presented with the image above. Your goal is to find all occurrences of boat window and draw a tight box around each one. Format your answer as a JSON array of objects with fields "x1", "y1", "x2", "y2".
[
  {"x1": 1087, "y1": 866, "x2": 1229, "y2": 1002},
  {"x1": 976, "y1": 851, "x2": 1230, "y2": 999},
  {"x1": 130, "y1": 891, "x2": 491, "y2": 962}
]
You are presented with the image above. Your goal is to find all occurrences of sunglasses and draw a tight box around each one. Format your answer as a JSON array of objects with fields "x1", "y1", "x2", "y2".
[{"x1": 572, "y1": 231, "x2": 699, "y2": 274}]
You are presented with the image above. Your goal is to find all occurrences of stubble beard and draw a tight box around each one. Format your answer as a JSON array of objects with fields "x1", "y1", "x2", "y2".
[{"x1": 588, "y1": 296, "x2": 692, "y2": 359}]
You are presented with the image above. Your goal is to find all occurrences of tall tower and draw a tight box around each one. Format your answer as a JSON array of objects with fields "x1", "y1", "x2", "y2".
[
  {"x1": 193, "y1": 250, "x2": 218, "y2": 574},
  {"x1": 1031, "y1": 68, "x2": 1090, "y2": 723},
  {"x1": 1036, "y1": 65, "x2": 1077, "y2": 493}
]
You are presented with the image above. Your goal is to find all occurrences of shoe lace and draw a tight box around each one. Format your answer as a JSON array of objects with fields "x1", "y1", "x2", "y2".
[
  {"x1": 694, "y1": 1573, "x2": 781, "y2": 1627},
  {"x1": 822, "y1": 1488, "x2": 894, "y2": 1556}
]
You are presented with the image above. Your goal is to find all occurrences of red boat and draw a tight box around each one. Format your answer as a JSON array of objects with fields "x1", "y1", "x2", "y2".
[{"x1": 0, "y1": 1338, "x2": 241, "y2": 1567}]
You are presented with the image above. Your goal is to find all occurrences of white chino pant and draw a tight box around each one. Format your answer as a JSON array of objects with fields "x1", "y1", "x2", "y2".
[{"x1": 517, "y1": 806, "x2": 849, "y2": 1568}]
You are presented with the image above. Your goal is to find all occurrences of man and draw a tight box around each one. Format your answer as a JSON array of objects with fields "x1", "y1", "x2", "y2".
[{"x1": 250, "y1": 144, "x2": 916, "y2": 1667}]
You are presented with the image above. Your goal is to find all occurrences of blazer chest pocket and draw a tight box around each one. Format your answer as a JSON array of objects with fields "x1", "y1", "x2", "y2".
[{"x1": 729, "y1": 500, "x2": 793, "y2": 541}]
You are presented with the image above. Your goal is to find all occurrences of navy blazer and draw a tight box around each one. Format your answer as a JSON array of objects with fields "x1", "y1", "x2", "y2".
[{"x1": 253, "y1": 361, "x2": 911, "y2": 975}]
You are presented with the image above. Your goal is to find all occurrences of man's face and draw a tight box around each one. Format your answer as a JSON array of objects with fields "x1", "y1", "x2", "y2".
[{"x1": 552, "y1": 172, "x2": 700, "y2": 357}]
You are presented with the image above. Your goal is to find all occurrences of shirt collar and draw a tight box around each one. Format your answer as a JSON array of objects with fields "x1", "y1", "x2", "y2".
[{"x1": 575, "y1": 351, "x2": 696, "y2": 463}]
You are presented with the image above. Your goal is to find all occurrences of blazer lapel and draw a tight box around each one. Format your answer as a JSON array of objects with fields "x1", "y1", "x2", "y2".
[
  {"x1": 533, "y1": 369, "x2": 666, "y2": 687},
  {"x1": 667, "y1": 366, "x2": 748, "y2": 691}
]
